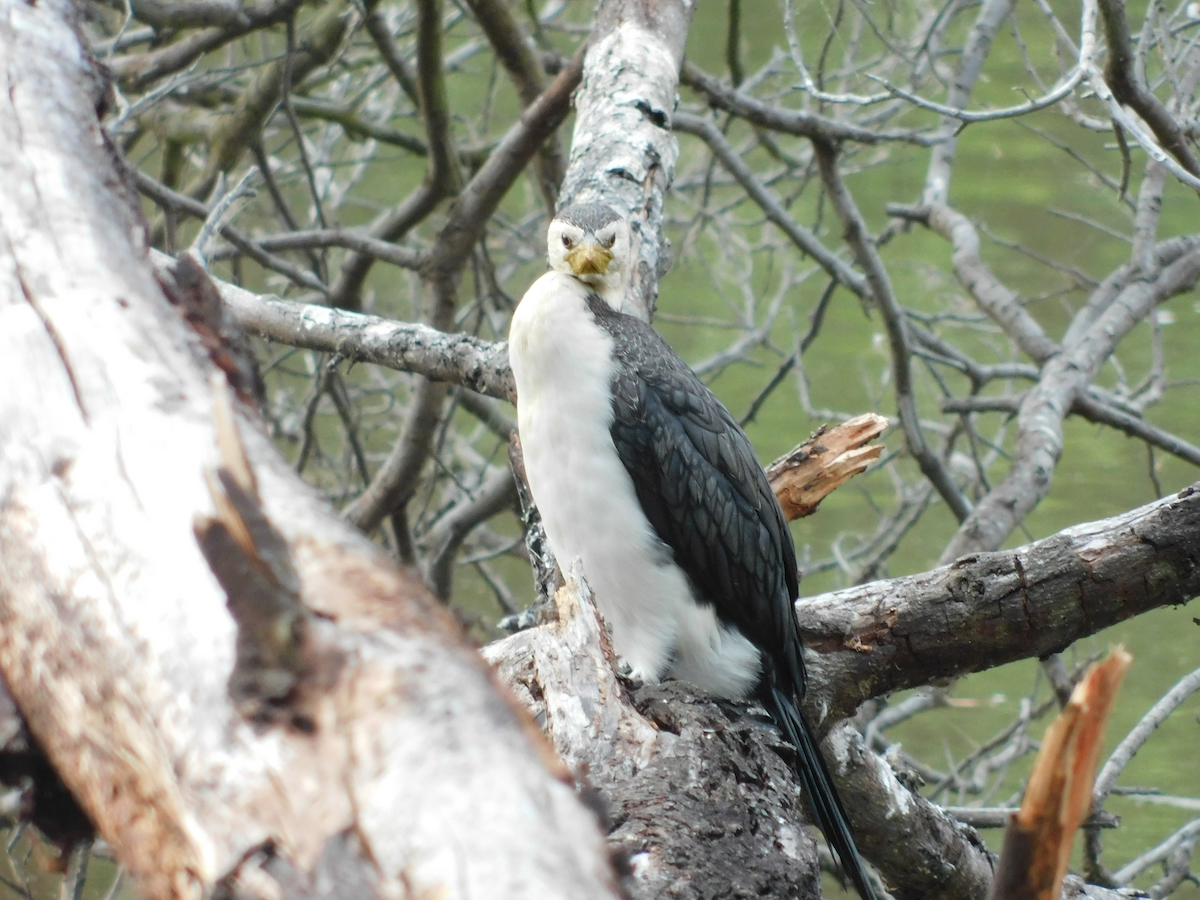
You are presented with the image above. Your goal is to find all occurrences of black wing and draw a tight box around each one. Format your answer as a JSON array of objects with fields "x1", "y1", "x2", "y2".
[
  {"x1": 592, "y1": 297, "x2": 804, "y2": 697},
  {"x1": 591, "y1": 297, "x2": 880, "y2": 900}
]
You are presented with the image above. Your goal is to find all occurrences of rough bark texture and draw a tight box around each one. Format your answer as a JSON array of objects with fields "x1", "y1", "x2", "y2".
[
  {"x1": 213, "y1": 267, "x2": 516, "y2": 402},
  {"x1": 484, "y1": 567, "x2": 824, "y2": 900},
  {"x1": 824, "y1": 722, "x2": 997, "y2": 900},
  {"x1": 484, "y1": 486, "x2": 1199, "y2": 900},
  {"x1": 0, "y1": 4, "x2": 618, "y2": 899},
  {"x1": 800, "y1": 483, "x2": 1200, "y2": 719},
  {"x1": 558, "y1": 0, "x2": 694, "y2": 322}
]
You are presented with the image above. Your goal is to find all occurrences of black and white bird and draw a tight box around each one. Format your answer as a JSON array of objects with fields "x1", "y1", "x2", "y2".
[{"x1": 509, "y1": 203, "x2": 877, "y2": 900}]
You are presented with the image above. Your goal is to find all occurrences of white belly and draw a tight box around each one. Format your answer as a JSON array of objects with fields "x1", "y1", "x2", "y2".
[{"x1": 508, "y1": 273, "x2": 761, "y2": 699}]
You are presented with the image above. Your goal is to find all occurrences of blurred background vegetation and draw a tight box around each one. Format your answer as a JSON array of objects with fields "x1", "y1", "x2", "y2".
[{"x1": 20, "y1": 0, "x2": 1198, "y2": 898}]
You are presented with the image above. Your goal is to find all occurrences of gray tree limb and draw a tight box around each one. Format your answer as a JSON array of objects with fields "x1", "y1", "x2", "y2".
[
  {"x1": 557, "y1": 0, "x2": 696, "y2": 322},
  {"x1": 211, "y1": 268, "x2": 515, "y2": 401},
  {"x1": 483, "y1": 482, "x2": 1200, "y2": 900},
  {"x1": 0, "y1": 5, "x2": 618, "y2": 899}
]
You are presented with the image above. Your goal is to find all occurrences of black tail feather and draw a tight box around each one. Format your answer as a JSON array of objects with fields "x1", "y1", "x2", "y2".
[{"x1": 764, "y1": 687, "x2": 878, "y2": 900}]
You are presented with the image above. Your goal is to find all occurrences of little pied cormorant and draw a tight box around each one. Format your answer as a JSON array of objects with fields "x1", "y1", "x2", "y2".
[{"x1": 508, "y1": 203, "x2": 878, "y2": 900}]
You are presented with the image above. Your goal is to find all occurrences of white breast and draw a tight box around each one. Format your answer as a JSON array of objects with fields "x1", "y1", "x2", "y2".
[{"x1": 508, "y1": 273, "x2": 761, "y2": 699}]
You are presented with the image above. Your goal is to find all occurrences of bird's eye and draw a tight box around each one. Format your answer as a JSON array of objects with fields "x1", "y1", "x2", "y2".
[
  {"x1": 561, "y1": 234, "x2": 574, "y2": 249},
  {"x1": 600, "y1": 233, "x2": 616, "y2": 249}
]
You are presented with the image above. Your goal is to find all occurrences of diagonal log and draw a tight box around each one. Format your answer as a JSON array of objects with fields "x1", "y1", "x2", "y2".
[{"x1": 0, "y1": 4, "x2": 618, "y2": 899}]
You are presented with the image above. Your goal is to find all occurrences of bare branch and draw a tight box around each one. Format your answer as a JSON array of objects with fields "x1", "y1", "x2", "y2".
[
  {"x1": 800, "y1": 483, "x2": 1200, "y2": 719},
  {"x1": 1097, "y1": 0, "x2": 1200, "y2": 179},
  {"x1": 464, "y1": 0, "x2": 565, "y2": 208},
  {"x1": 112, "y1": 0, "x2": 306, "y2": 91},
  {"x1": 674, "y1": 112, "x2": 867, "y2": 297},
  {"x1": 1093, "y1": 667, "x2": 1200, "y2": 806},
  {"x1": 201, "y1": 262, "x2": 515, "y2": 400},
  {"x1": 422, "y1": 50, "x2": 583, "y2": 285},
  {"x1": 133, "y1": 168, "x2": 330, "y2": 294},
  {"x1": 681, "y1": 61, "x2": 942, "y2": 146},
  {"x1": 210, "y1": 228, "x2": 423, "y2": 269},
  {"x1": 889, "y1": 203, "x2": 1059, "y2": 364},
  {"x1": 363, "y1": 5, "x2": 419, "y2": 106},
  {"x1": 940, "y1": 248, "x2": 1200, "y2": 561},
  {"x1": 420, "y1": 464, "x2": 518, "y2": 600},
  {"x1": 813, "y1": 138, "x2": 972, "y2": 522},
  {"x1": 181, "y1": 3, "x2": 352, "y2": 202}
]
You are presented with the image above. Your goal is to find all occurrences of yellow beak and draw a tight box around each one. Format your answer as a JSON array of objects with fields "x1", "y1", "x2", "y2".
[{"x1": 566, "y1": 240, "x2": 612, "y2": 276}]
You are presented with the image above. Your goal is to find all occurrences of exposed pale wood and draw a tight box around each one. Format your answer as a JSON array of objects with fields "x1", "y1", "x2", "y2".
[
  {"x1": 0, "y1": 4, "x2": 618, "y2": 899},
  {"x1": 989, "y1": 649, "x2": 1133, "y2": 900},
  {"x1": 767, "y1": 413, "x2": 889, "y2": 521},
  {"x1": 483, "y1": 562, "x2": 662, "y2": 785}
]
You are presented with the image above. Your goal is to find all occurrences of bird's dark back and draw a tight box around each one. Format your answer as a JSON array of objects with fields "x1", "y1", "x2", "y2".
[{"x1": 584, "y1": 294, "x2": 807, "y2": 701}]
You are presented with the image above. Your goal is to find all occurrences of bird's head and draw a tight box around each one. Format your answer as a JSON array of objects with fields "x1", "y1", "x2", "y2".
[{"x1": 547, "y1": 203, "x2": 631, "y2": 308}]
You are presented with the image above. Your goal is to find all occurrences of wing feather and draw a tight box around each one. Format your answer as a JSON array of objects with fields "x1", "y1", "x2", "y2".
[{"x1": 598, "y1": 298, "x2": 801, "y2": 689}]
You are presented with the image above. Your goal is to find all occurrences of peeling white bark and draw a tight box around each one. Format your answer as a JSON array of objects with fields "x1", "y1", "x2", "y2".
[
  {"x1": 483, "y1": 562, "x2": 663, "y2": 784},
  {"x1": 0, "y1": 3, "x2": 617, "y2": 899},
  {"x1": 559, "y1": 0, "x2": 694, "y2": 322}
]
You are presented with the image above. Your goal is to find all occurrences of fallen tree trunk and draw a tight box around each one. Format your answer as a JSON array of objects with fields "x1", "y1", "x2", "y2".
[{"x1": 0, "y1": 4, "x2": 617, "y2": 899}]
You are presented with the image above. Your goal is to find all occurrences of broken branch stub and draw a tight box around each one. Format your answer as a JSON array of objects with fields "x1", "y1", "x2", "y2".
[
  {"x1": 989, "y1": 648, "x2": 1133, "y2": 900},
  {"x1": 767, "y1": 413, "x2": 888, "y2": 521}
]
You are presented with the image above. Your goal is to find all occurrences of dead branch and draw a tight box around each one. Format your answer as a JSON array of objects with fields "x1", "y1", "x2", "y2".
[
  {"x1": 989, "y1": 650, "x2": 1132, "y2": 900},
  {"x1": 0, "y1": 6, "x2": 619, "y2": 898},
  {"x1": 767, "y1": 413, "x2": 889, "y2": 520}
]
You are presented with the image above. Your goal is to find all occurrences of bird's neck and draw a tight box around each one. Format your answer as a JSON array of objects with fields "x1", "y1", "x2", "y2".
[{"x1": 572, "y1": 273, "x2": 628, "y2": 315}]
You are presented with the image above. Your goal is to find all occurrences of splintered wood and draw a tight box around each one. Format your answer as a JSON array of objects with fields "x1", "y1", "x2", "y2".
[
  {"x1": 766, "y1": 414, "x2": 888, "y2": 521},
  {"x1": 195, "y1": 376, "x2": 313, "y2": 727},
  {"x1": 988, "y1": 648, "x2": 1133, "y2": 900}
]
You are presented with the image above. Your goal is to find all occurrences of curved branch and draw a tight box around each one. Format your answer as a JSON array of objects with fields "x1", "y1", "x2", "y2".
[
  {"x1": 208, "y1": 269, "x2": 515, "y2": 401},
  {"x1": 813, "y1": 139, "x2": 972, "y2": 522},
  {"x1": 939, "y1": 246, "x2": 1200, "y2": 561},
  {"x1": 113, "y1": 0, "x2": 305, "y2": 91},
  {"x1": 464, "y1": 0, "x2": 565, "y2": 208},
  {"x1": 209, "y1": 227, "x2": 423, "y2": 269},
  {"x1": 182, "y1": 2, "x2": 351, "y2": 202},
  {"x1": 340, "y1": 50, "x2": 582, "y2": 537},
  {"x1": 1096, "y1": 0, "x2": 1200, "y2": 179},
  {"x1": 420, "y1": 464, "x2": 518, "y2": 600},
  {"x1": 680, "y1": 61, "x2": 941, "y2": 147},
  {"x1": 134, "y1": 169, "x2": 330, "y2": 294},
  {"x1": 674, "y1": 112, "x2": 867, "y2": 298},
  {"x1": 421, "y1": 50, "x2": 583, "y2": 285},
  {"x1": 889, "y1": 202, "x2": 1060, "y2": 364}
]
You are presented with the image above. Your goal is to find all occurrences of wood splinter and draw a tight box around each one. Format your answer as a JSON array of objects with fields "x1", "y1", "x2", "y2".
[
  {"x1": 767, "y1": 413, "x2": 889, "y2": 521},
  {"x1": 989, "y1": 647, "x2": 1133, "y2": 900}
]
